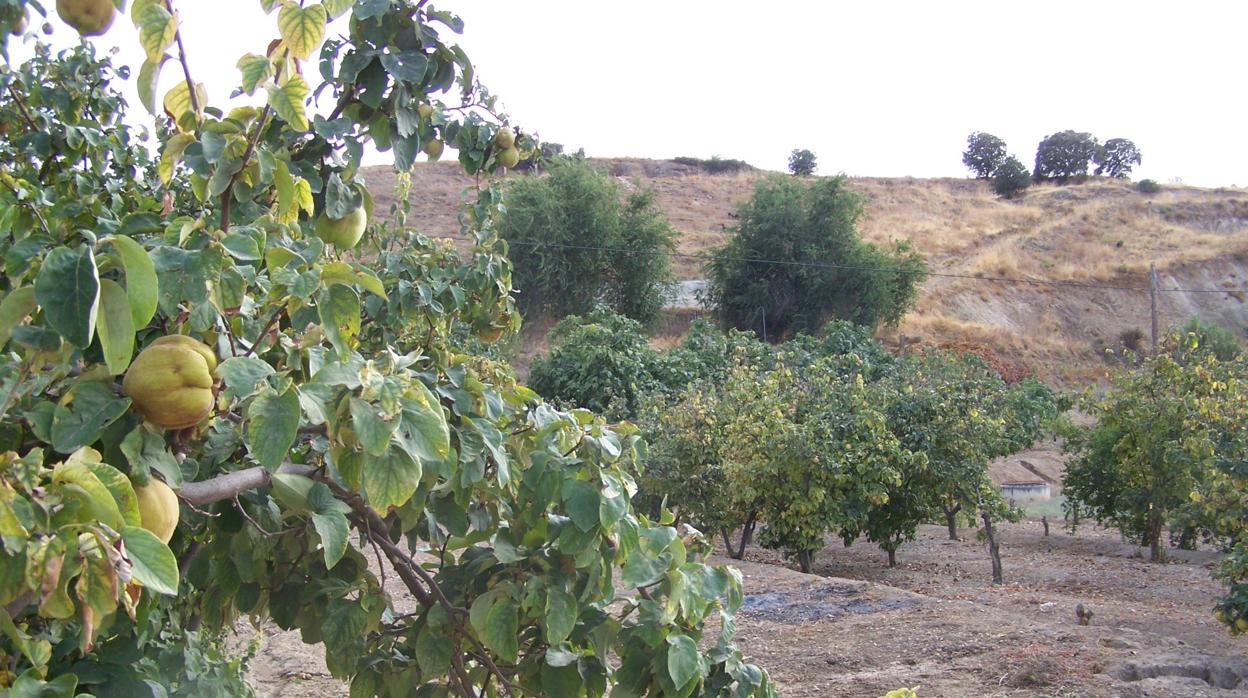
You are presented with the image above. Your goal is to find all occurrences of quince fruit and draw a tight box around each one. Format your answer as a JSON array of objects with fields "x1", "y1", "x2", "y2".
[
  {"x1": 133, "y1": 478, "x2": 179, "y2": 544},
  {"x1": 56, "y1": 0, "x2": 115, "y2": 37},
  {"x1": 423, "y1": 138, "x2": 444, "y2": 160},
  {"x1": 315, "y1": 204, "x2": 367, "y2": 249},
  {"x1": 492, "y1": 128, "x2": 515, "y2": 150},
  {"x1": 496, "y1": 146, "x2": 520, "y2": 169},
  {"x1": 122, "y1": 335, "x2": 216, "y2": 430}
]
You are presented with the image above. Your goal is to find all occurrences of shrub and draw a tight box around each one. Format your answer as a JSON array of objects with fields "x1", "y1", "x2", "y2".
[
  {"x1": 991, "y1": 156, "x2": 1032, "y2": 199},
  {"x1": 788, "y1": 148, "x2": 817, "y2": 176},
  {"x1": 498, "y1": 158, "x2": 675, "y2": 322},
  {"x1": 1033, "y1": 130, "x2": 1098, "y2": 182},
  {"x1": 962, "y1": 132, "x2": 1008, "y2": 179},
  {"x1": 1166, "y1": 316, "x2": 1242, "y2": 362},
  {"x1": 706, "y1": 175, "x2": 926, "y2": 339},
  {"x1": 672, "y1": 155, "x2": 752, "y2": 174},
  {"x1": 1137, "y1": 178, "x2": 1162, "y2": 194}
]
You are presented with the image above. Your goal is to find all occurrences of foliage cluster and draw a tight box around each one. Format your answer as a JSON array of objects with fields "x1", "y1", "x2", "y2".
[
  {"x1": 961, "y1": 132, "x2": 1007, "y2": 179},
  {"x1": 497, "y1": 158, "x2": 676, "y2": 323},
  {"x1": 0, "y1": 2, "x2": 776, "y2": 696},
  {"x1": 671, "y1": 156, "x2": 751, "y2": 174},
  {"x1": 705, "y1": 175, "x2": 926, "y2": 340}
]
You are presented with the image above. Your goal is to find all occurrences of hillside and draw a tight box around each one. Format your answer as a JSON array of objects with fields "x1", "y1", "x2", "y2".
[{"x1": 363, "y1": 159, "x2": 1248, "y2": 381}]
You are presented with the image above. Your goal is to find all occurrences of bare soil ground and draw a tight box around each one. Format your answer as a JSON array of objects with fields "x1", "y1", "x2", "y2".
[{"x1": 242, "y1": 518, "x2": 1246, "y2": 698}]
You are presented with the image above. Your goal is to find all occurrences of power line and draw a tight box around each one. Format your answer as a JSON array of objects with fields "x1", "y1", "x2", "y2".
[{"x1": 502, "y1": 239, "x2": 1246, "y2": 295}]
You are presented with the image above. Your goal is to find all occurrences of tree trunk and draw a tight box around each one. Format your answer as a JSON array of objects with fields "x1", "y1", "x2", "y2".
[
  {"x1": 944, "y1": 504, "x2": 961, "y2": 541},
  {"x1": 981, "y1": 509, "x2": 1003, "y2": 584},
  {"x1": 887, "y1": 548, "x2": 897, "y2": 568},
  {"x1": 1042, "y1": 515, "x2": 1050, "y2": 537},
  {"x1": 1147, "y1": 511, "x2": 1164, "y2": 563},
  {"x1": 797, "y1": 550, "x2": 814, "y2": 574},
  {"x1": 736, "y1": 512, "x2": 757, "y2": 561},
  {"x1": 721, "y1": 529, "x2": 738, "y2": 559}
]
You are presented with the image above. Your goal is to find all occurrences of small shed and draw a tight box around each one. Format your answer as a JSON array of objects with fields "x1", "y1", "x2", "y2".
[{"x1": 1000, "y1": 480, "x2": 1051, "y2": 504}]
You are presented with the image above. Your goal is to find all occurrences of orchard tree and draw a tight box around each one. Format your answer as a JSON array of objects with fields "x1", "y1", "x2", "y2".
[
  {"x1": 1093, "y1": 138, "x2": 1142, "y2": 178},
  {"x1": 0, "y1": 2, "x2": 776, "y2": 696},
  {"x1": 961, "y1": 132, "x2": 1007, "y2": 179},
  {"x1": 787, "y1": 148, "x2": 816, "y2": 176},
  {"x1": 706, "y1": 175, "x2": 926, "y2": 340},
  {"x1": 1033, "y1": 130, "x2": 1098, "y2": 182}
]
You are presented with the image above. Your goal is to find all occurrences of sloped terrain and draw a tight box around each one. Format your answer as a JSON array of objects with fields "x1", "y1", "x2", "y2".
[{"x1": 365, "y1": 160, "x2": 1248, "y2": 381}]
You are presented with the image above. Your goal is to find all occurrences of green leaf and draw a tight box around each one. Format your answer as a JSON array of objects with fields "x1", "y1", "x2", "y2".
[
  {"x1": 35, "y1": 245, "x2": 99, "y2": 348},
  {"x1": 121, "y1": 526, "x2": 179, "y2": 595},
  {"x1": 563, "y1": 479, "x2": 600, "y2": 532},
  {"x1": 311, "y1": 511, "x2": 348, "y2": 570},
  {"x1": 108, "y1": 235, "x2": 159, "y2": 329},
  {"x1": 666, "y1": 633, "x2": 700, "y2": 689},
  {"x1": 0, "y1": 286, "x2": 36, "y2": 348},
  {"x1": 397, "y1": 382, "x2": 450, "y2": 462},
  {"x1": 120, "y1": 424, "x2": 182, "y2": 487},
  {"x1": 86, "y1": 462, "x2": 142, "y2": 527},
  {"x1": 137, "y1": 56, "x2": 166, "y2": 115},
  {"x1": 135, "y1": 3, "x2": 176, "y2": 61},
  {"x1": 319, "y1": 284, "x2": 360, "y2": 357},
  {"x1": 469, "y1": 588, "x2": 520, "y2": 663},
  {"x1": 50, "y1": 382, "x2": 131, "y2": 454},
  {"x1": 361, "y1": 446, "x2": 421, "y2": 512},
  {"x1": 277, "y1": 2, "x2": 327, "y2": 60},
  {"x1": 414, "y1": 625, "x2": 451, "y2": 676},
  {"x1": 266, "y1": 74, "x2": 309, "y2": 131},
  {"x1": 543, "y1": 587, "x2": 577, "y2": 644},
  {"x1": 216, "y1": 356, "x2": 276, "y2": 401},
  {"x1": 246, "y1": 387, "x2": 301, "y2": 470},
  {"x1": 350, "y1": 397, "x2": 398, "y2": 457},
  {"x1": 236, "y1": 53, "x2": 272, "y2": 95},
  {"x1": 96, "y1": 279, "x2": 135, "y2": 375}
]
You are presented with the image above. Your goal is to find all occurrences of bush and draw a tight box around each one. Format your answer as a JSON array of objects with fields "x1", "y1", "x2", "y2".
[
  {"x1": 962, "y1": 132, "x2": 1007, "y2": 179},
  {"x1": 498, "y1": 158, "x2": 675, "y2": 322},
  {"x1": 1033, "y1": 130, "x2": 1098, "y2": 182},
  {"x1": 1137, "y1": 178, "x2": 1162, "y2": 194},
  {"x1": 991, "y1": 156, "x2": 1032, "y2": 199},
  {"x1": 788, "y1": 148, "x2": 817, "y2": 176},
  {"x1": 672, "y1": 155, "x2": 752, "y2": 174},
  {"x1": 1166, "y1": 316, "x2": 1242, "y2": 362},
  {"x1": 706, "y1": 175, "x2": 926, "y2": 339}
]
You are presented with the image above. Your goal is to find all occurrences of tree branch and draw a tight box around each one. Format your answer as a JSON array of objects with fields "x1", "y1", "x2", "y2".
[
  {"x1": 179, "y1": 462, "x2": 316, "y2": 506},
  {"x1": 163, "y1": 0, "x2": 200, "y2": 115}
]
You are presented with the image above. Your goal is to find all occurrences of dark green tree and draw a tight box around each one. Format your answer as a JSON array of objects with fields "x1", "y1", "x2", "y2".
[
  {"x1": 1033, "y1": 130, "x2": 1099, "y2": 182},
  {"x1": 498, "y1": 158, "x2": 675, "y2": 322},
  {"x1": 1094, "y1": 138, "x2": 1142, "y2": 178},
  {"x1": 962, "y1": 132, "x2": 1008, "y2": 179},
  {"x1": 991, "y1": 156, "x2": 1032, "y2": 199},
  {"x1": 705, "y1": 175, "x2": 925, "y2": 340},
  {"x1": 788, "y1": 148, "x2": 817, "y2": 176}
]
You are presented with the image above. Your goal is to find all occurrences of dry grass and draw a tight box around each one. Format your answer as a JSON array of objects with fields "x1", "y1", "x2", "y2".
[{"x1": 368, "y1": 159, "x2": 1248, "y2": 383}]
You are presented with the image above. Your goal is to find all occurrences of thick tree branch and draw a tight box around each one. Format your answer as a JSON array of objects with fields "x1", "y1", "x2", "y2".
[{"x1": 179, "y1": 463, "x2": 316, "y2": 506}]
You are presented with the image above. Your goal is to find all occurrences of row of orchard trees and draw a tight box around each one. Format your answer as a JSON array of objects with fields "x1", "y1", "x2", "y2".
[
  {"x1": 0, "y1": 2, "x2": 777, "y2": 696},
  {"x1": 531, "y1": 310, "x2": 1064, "y2": 577}
]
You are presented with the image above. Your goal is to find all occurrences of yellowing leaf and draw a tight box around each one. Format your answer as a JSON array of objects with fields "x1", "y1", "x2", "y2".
[
  {"x1": 136, "y1": 4, "x2": 176, "y2": 62},
  {"x1": 266, "y1": 74, "x2": 309, "y2": 131},
  {"x1": 277, "y1": 2, "x2": 327, "y2": 60},
  {"x1": 237, "y1": 53, "x2": 273, "y2": 96},
  {"x1": 158, "y1": 132, "x2": 195, "y2": 185},
  {"x1": 137, "y1": 57, "x2": 166, "y2": 115}
]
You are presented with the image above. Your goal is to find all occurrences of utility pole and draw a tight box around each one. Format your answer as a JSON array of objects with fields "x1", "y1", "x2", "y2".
[{"x1": 1149, "y1": 262, "x2": 1160, "y2": 355}]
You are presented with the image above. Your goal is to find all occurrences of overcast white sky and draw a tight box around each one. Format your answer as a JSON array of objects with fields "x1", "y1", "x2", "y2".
[{"x1": 14, "y1": 1, "x2": 1248, "y2": 186}]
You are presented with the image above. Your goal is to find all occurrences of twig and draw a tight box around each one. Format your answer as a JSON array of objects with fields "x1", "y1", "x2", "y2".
[
  {"x1": 163, "y1": 0, "x2": 201, "y2": 115},
  {"x1": 243, "y1": 309, "x2": 283, "y2": 357},
  {"x1": 234, "y1": 495, "x2": 300, "y2": 537},
  {"x1": 362, "y1": 513, "x2": 386, "y2": 596}
]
